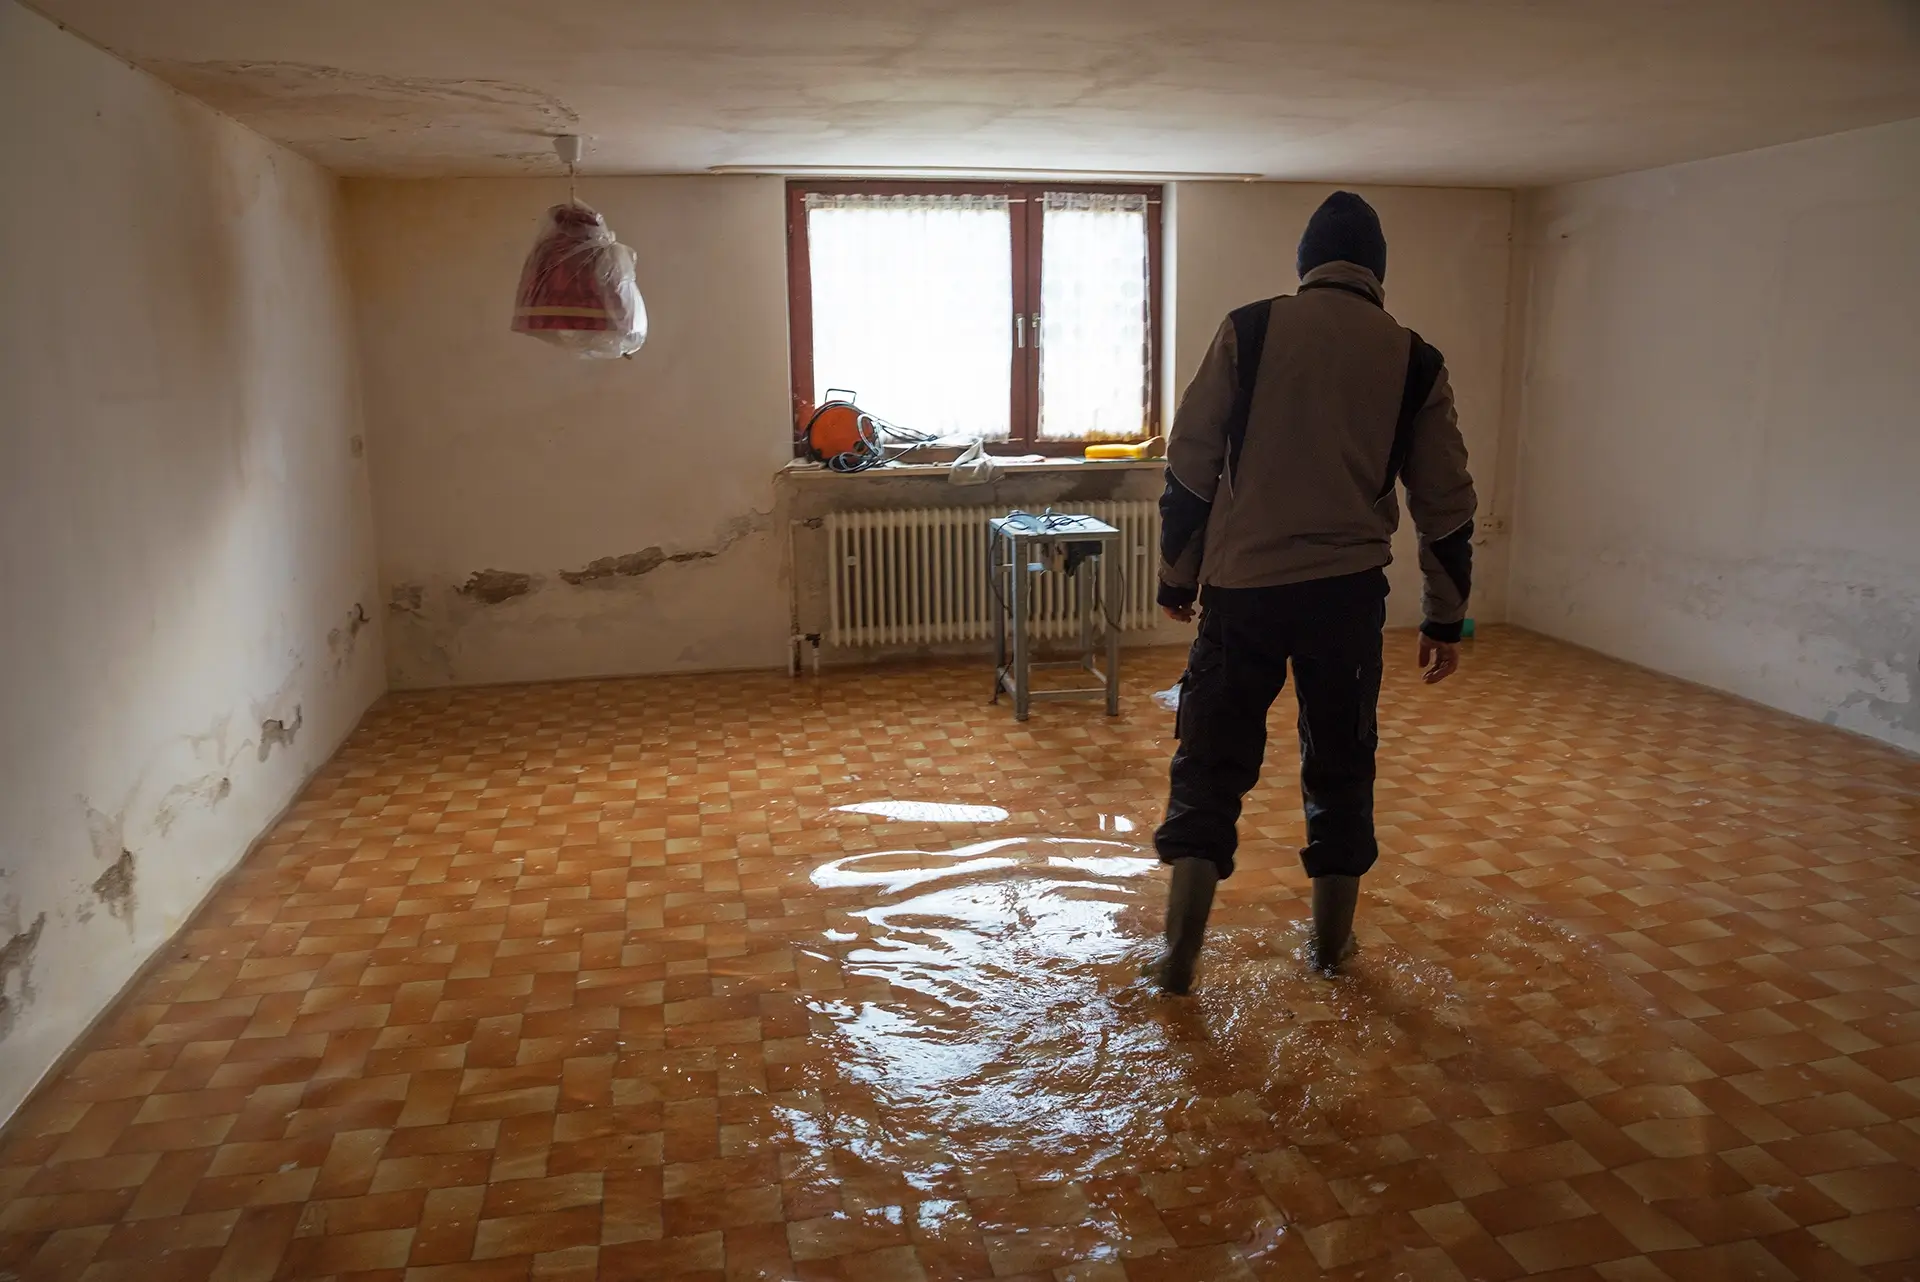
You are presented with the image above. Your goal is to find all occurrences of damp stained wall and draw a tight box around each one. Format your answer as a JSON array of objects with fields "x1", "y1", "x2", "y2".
[
  {"x1": 1173, "y1": 183, "x2": 1519, "y2": 628},
  {"x1": 0, "y1": 1, "x2": 384, "y2": 1120},
  {"x1": 342, "y1": 176, "x2": 795, "y2": 688},
  {"x1": 1508, "y1": 119, "x2": 1920, "y2": 752},
  {"x1": 350, "y1": 177, "x2": 1519, "y2": 688}
]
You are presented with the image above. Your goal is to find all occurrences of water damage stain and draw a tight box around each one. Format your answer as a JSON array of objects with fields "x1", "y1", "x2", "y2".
[
  {"x1": 260, "y1": 706, "x2": 304, "y2": 761},
  {"x1": 561, "y1": 515, "x2": 765, "y2": 586},
  {"x1": 459, "y1": 570, "x2": 535, "y2": 605},
  {"x1": 92, "y1": 850, "x2": 136, "y2": 926},
  {"x1": 328, "y1": 603, "x2": 371, "y2": 667},
  {"x1": 142, "y1": 60, "x2": 578, "y2": 173},
  {"x1": 0, "y1": 913, "x2": 48, "y2": 1042},
  {"x1": 560, "y1": 547, "x2": 715, "y2": 585}
]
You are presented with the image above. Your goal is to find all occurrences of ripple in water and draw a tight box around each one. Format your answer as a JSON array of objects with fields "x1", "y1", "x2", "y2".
[{"x1": 786, "y1": 836, "x2": 1661, "y2": 1199}]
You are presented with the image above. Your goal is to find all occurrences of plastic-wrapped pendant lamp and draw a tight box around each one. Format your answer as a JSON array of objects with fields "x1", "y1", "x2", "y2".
[{"x1": 510, "y1": 135, "x2": 649, "y2": 359}]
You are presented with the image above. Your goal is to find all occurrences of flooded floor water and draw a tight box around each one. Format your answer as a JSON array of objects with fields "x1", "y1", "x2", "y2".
[{"x1": 1, "y1": 629, "x2": 1917, "y2": 1281}]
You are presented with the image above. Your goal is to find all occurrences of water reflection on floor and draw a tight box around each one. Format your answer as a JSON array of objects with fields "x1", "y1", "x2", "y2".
[
  {"x1": 775, "y1": 836, "x2": 1670, "y2": 1276},
  {"x1": 3, "y1": 634, "x2": 1916, "y2": 1281}
]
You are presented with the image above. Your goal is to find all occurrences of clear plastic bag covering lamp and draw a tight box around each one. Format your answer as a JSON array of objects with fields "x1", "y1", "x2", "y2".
[{"x1": 510, "y1": 201, "x2": 648, "y2": 359}]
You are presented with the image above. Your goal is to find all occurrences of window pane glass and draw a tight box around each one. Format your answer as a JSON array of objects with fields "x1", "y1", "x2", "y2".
[
  {"x1": 1039, "y1": 194, "x2": 1148, "y2": 441},
  {"x1": 809, "y1": 194, "x2": 1012, "y2": 442}
]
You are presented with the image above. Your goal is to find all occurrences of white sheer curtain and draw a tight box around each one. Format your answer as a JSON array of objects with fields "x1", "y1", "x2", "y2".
[
  {"x1": 1038, "y1": 192, "x2": 1149, "y2": 441},
  {"x1": 807, "y1": 193, "x2": 1012, "y2": 442}
]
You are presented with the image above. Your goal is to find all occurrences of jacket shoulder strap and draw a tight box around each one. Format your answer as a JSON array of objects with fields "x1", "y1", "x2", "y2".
[
  {"x1": 1380, "y1": 331, "x2": 1444, "y2": 502},
  {"x1": 1223, "y1": 298, "x2": 1277, "y2": 484}
]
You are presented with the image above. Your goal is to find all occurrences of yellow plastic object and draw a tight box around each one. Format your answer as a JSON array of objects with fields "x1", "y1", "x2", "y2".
[{"x1": 1084, "y1": 436, "x2": 1166, "y2": 461}]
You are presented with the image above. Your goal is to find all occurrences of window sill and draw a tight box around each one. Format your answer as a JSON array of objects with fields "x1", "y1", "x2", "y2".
[{"x1": 778, "y1": 456, "x2": 1164, "y2": 480}]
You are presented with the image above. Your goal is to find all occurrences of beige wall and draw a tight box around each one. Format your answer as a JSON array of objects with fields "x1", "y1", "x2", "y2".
[
  {"x1": 0, "y1": 1, "x2": 383, "y2": 1120},
  {"x1": 351, "y1": 177, "x2": 1518, "y2": 688},
  {"x1": 1173, "y1": 183, "x2": 1518, "y2": 627},
  {"x1": 344, "y1": 177, "x2": 795, "y2": 688},
  {"x1": 1508, "y1": 119, "x2": 1920, "y2": 751}
]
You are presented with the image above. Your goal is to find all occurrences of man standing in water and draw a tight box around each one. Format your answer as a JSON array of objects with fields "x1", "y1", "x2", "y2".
[{"x1": 1152, "y1": 191, "x2": 1476, "y2": 993}]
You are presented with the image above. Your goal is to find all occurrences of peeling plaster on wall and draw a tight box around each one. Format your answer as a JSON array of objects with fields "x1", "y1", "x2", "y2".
[
  {"x1": 560, "y1": 513, "x2": 767, "y2": 586},
  {"x1": 560, "y1": 548, "x2": 704, "y2": 584},
  {"x1": 84, "y1": 806, "x2": 127, "y2": 875},
  {"x1": 90, "y1": 850, "x2": 136, "y2": 926},
  {"x1": 348, "y1": 176, "x2": 1515, "y2": 686},
  {"x1": 1, "y1": 4, "x2": 386, "y2": 1126},
  {"x1": 142, "y1": 60, "x2": 578, "y2": 175},
  {"x1": 151, "y1": 774, "x2": 234, "y2": 839},
  {"x1": 327, "y1": 603, "x2": 371, "y2": 670},
  {"x1": 347, "y1": 176, "x2": 796, "y2": 689},
  {"x1": 1515, "y1": 545, "x2": 1920, "y2": 748},
  {"x1": 382, "y1": 513, "x2": 779, "y2": 686},
  {"x1": 458, "y1": 569, "x2": 536, "y2": 605},
  {"x1": 257, "y1": 707, "x2": 304, "y2": 762},
  {"x1": 1509, "y1": 120, "x2": 1920, "y2": 753},
  {"x1": 0, "y1": 911, "x2": 47, "y2": 1043}
]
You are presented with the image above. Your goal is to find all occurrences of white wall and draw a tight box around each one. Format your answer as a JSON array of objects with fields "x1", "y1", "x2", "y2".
[
  {"x1": 0, "y1": 1, "x2": 383, "y2": 1120},
  {"x1": 351, "y1": 177, "x2": 1519, "y2": 690},
  {"x1": 1509, "y1": 120, "x2": 1920, "y2": 752},
  {"x1": 1174, "y1": 183, "x2": 1518, "y2": 625},
  {"x1": 344, "y1": 177, "x2": 795, "y2": 688}
]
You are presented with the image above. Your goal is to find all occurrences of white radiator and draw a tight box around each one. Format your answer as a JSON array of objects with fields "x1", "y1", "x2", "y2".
[{"x1": 823, "y1": 502, "x2": 1159, "y2": 647}]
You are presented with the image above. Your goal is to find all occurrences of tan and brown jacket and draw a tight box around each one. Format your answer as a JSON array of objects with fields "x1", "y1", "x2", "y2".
[{"x1": 1158, "y1": 260, "x2": 1478, "y2": 639}]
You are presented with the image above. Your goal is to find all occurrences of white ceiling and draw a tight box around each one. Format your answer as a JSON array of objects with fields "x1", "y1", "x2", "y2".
[{"x1": 27, "y1": 0, "x2": 1920, "y2": 185}]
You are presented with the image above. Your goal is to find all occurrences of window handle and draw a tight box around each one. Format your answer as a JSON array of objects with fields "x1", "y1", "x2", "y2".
[
  {"x1": 1015, "y1": 314, "x2": 1026, "y2": 348},
  {"x1": 1031, "y1": 312, "x2": 1042, "y2": 349}
]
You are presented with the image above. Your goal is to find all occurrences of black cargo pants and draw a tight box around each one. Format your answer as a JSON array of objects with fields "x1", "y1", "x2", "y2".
[{"x1": 1155, "y1": 569, "x2": 1388, "y2": 881}]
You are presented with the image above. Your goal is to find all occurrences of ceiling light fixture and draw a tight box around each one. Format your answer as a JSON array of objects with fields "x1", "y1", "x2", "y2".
[{"x1": 706, "y1": 164, "x2": 1262, "y2": 182}]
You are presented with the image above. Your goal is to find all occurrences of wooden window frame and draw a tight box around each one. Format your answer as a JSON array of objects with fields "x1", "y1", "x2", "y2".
[{"x1": 786, "y1": 179, "x2": 1165, "y2": 458}]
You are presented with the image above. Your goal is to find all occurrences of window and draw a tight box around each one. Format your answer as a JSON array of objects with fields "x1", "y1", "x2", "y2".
[{"x1": 787, "y1": 181, "x2": 1163, "y2": 455}]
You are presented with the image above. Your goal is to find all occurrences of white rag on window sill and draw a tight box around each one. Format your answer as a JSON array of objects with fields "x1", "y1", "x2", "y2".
[{"x1": 948, "y1": 442, "x2": 1047, "y2": 485}]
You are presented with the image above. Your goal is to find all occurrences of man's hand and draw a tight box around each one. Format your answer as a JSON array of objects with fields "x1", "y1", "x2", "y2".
[
  {"x1": 1419, "y1": 635, "x2": 1460, "y2": 685},
  {"x1": 1162, "y1": 603, "x2": 1195, "y2": 624}
]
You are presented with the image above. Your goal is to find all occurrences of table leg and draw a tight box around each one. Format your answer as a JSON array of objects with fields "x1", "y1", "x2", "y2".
[
  {"x1": 990, "y1": 533, "x2": 1005, "y2": 702},
  {"x1": 1105, "y1": 545, "x2": 1121, "y2": 716},
  {"x1": 1010, "y1": 540, "x2": 1030, "y2": 721}
]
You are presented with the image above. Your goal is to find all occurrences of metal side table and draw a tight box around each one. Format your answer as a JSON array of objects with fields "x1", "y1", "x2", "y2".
[{"x1": 988, "y1": 513, "x2": 1122, "y2": 721}]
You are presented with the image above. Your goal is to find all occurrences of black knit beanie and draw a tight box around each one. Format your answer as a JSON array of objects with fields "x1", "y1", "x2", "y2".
[{"x1": 1297, "y1": 191, "x2": 1387, "y2": 282}]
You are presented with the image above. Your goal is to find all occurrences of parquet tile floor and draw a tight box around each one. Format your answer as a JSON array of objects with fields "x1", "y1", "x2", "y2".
[{"x1": 2, "y1": 628, "x2": 1917, "y2": 1281}]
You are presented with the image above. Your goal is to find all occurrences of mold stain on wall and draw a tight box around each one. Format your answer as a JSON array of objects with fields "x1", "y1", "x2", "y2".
[
  {"x1": 0, "y1": 912, "x2": 47, "y2": 1043},
  {"x1": 152, "y1": 774, "x2": 233, "y2": 837},
  {"x1": 142, "y1": 60, "x2": 578, "y2": 173},
  {"x1": 560, "y1": 547, "x2": 715, "y2": 585},
  {"x1": 328, "y1": 602, "x2": 370, "y2": 663},
  {"x1": 90, "y1": 849, "x2": 136, "y2": 926},
  {"x1": 258, "y1": 705, "x2": 303, "y2": 761},
  {"x1": 458, "y1": 569, "x2": 535, "y2": 605},
  {"x1": 559, "y1": 512, "x2": 769, "y2": 587}
]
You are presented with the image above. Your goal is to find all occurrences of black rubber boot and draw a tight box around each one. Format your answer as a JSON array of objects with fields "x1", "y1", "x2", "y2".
[
  {"x1": 1310, "y1": 874, "x2": 1360, "y2": 972},
  {"x1": 1153, "y1": 857, "x2": 1219, "y2": 995}
]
